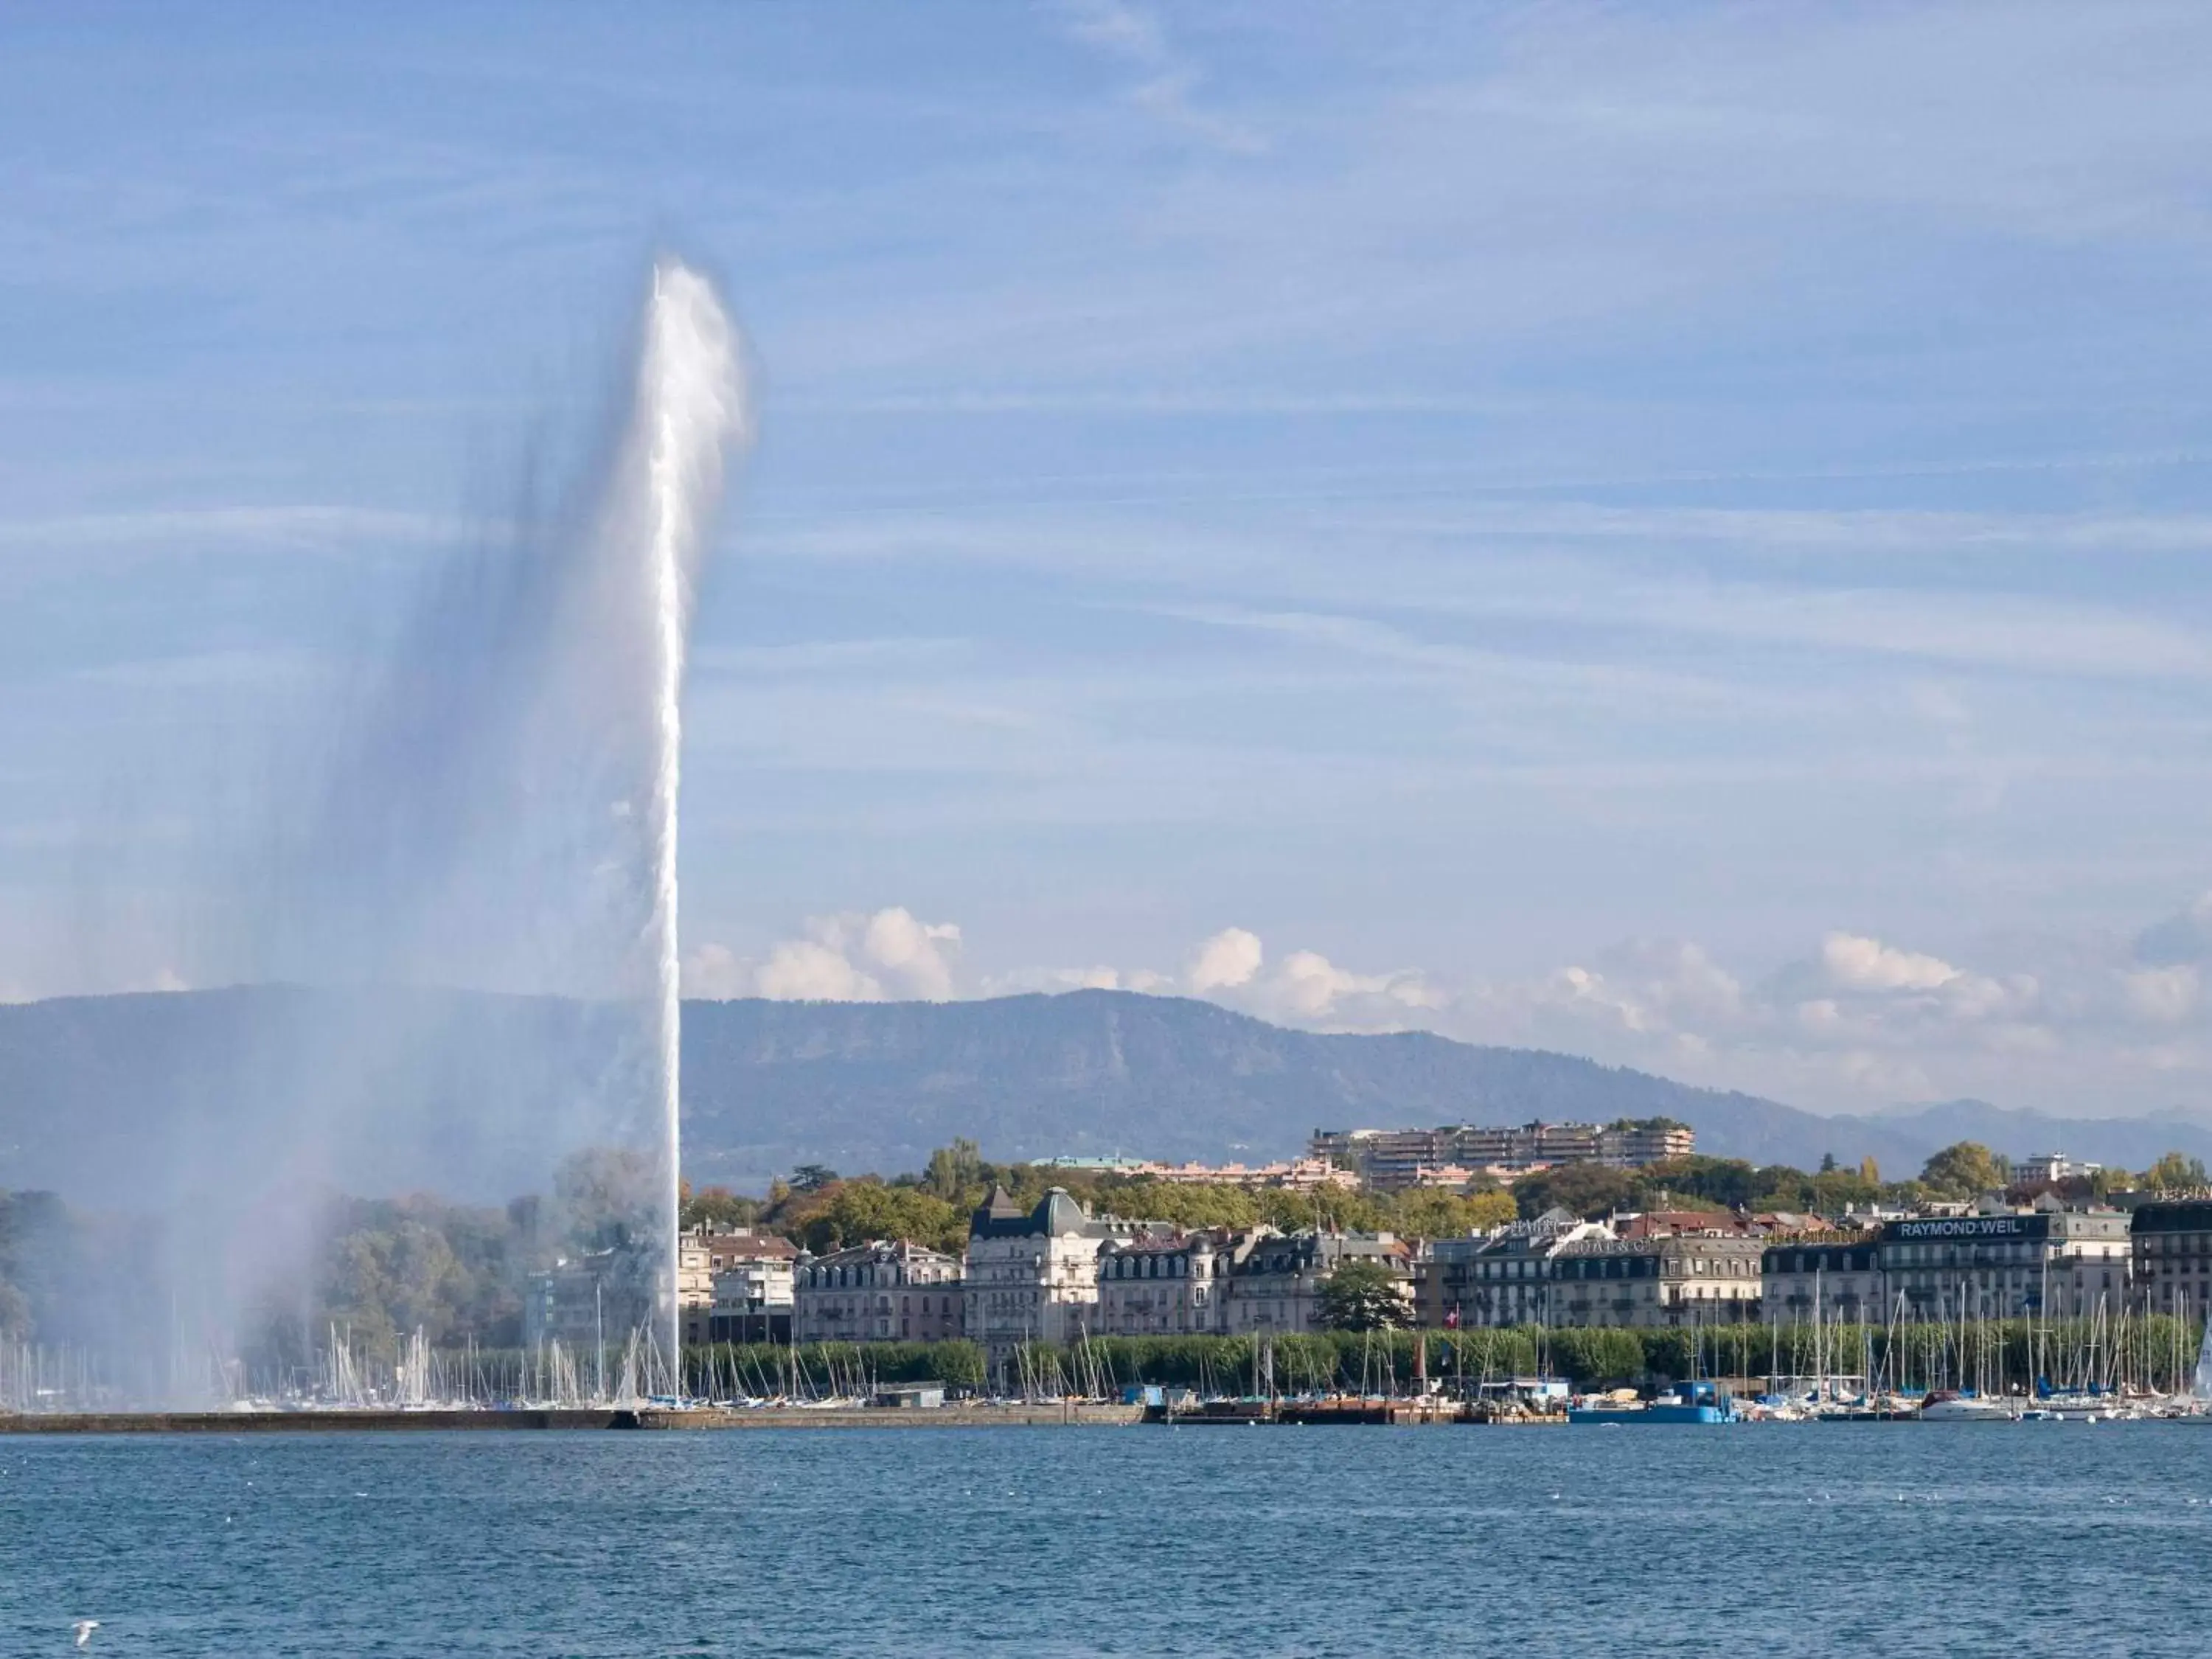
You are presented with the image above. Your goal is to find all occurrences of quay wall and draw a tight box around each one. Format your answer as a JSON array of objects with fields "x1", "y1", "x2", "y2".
[{"x1": 0, "y1": 1404, "x2": 1145, "y2": 1435}]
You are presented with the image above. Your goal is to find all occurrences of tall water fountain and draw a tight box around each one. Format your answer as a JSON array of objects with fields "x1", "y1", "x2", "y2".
[
  {"x1": 620, "y1": 259, "x2": 750, "y2": 1380},
  {"x1": 0, "y1": 261, "x2": 748, "y2": 1412},
  {"x1": 218, "y1": 260, "x2": 746, "y2": 1402}
]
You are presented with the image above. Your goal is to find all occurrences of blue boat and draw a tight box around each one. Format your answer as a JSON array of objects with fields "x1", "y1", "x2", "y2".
[{"x1": 1568, "y1": 1380, "x2": 1740, "y2": 1425}]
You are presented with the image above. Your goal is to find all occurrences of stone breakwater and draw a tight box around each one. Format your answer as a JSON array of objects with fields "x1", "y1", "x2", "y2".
[{"x1": 0, "y1": 1404, "x2": 1146, "y2": 1434}]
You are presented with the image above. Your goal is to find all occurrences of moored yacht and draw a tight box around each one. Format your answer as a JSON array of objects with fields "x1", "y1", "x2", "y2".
[{"x1": 1918, "y1": 1389, "x2": 2017, "y2": 1422}]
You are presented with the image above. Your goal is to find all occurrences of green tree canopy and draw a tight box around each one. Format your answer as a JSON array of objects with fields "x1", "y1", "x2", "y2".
[
  {"x1": 1919, "y1": 1141, "x2": 2009, "y2": 1198},
  {"x1": 678, "y1": 1183, "x2": 762, "y2": 1230},
  {"x1": 1512, "y1": 1164, "x2": 1644, "y2": 1220},
  {"x1": 1391, "y1": 1186, "x2": 1517, "y2": 1239},
  {"x1": 777, "y1": 1178, "x2": 967, "y2": 1256},
  {"x1": 1318, "y1": 1259, "x2": 1410, "y2": 1331},
  {"x1": 919, "y1": 1138, "x2": 985, "y2": 1201},
  {"x1": 1640, "y1": 1155, "x2": 1759, "y2": 1210},
  {"x1": 2143, "y1": 1151, "x2": 2209, "y2": 1193}
]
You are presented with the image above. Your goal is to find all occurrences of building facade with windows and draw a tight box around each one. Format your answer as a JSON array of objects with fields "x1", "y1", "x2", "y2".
[
  {"x1": 1761, "y1": 1239, "x2": 1882, "y2": 1326},
  {"x1": 523, "y1": 1247, "x2": 658, "y2": 1354},
  {"x1": 1096, "y1": 1229, "x2": 1248, "y2": 1336},
  {"x1": 2130, "y1": 1200, "x2": 2212, "y2": 1318},
  {"x1": 962, "y1": 1186, "x2": 1134, "y2": 1370},
  {"x1": 680, "y1": 1227, "x2": 799, "y2": 1345},
  {"x1": 791, "y1": 1239, "x2": 964, "y2": 1345},
  {"x1": 1550, "y1": 1231, "x2": 1765, "y2": 1329},
  {"x1": 1877, "y1": 1208, "x2": 2130, "y2": 1321},
  {"x1": 1311, "y1": 1119, "x2": 1694, "y2": 1187},
  {"x1": 1433, "y1": 1208, "x2": 1614, "y2": 1329},
  {"x1": 1223, "y1": 1231, "x2": 1412, "y2": 1335}
]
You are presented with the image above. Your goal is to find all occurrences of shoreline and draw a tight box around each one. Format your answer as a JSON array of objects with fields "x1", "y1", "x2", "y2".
[{"x1": 0, "y1": 1404, "x2": 1148, "y2": 1434}]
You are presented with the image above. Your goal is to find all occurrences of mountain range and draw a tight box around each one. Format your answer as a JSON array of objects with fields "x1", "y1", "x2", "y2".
[{"x1": 2, "y1": 985, "x2": 2208, "y2": 1199}]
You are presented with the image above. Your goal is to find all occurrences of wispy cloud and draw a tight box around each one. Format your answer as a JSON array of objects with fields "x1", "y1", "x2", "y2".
[
  {"x1": 1059, "y1": 0, "x2": 1267, "y2": 156},
  {"x1": 0, "y1": 504, "x2": 473, "y2": 554}
]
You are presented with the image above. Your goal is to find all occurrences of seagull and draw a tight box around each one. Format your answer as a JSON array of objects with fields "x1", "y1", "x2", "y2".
[{"x1": 72, "y1": 1621, "x2": 99, "y2": 1650}]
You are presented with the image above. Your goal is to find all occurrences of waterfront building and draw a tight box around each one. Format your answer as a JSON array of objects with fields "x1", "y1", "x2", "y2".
[
  {"x1": 1311, "y1": 1119, "x2": 1693, "y2": 1188},
  {"x1": 523, "y1": 1248, "x2": 655, "y2": 1354},
  {"x1": 792, "y1": 1239, "x2": 964, "y2": 1345},
  {"x1": 678, "y1": 1236, "x2": 715, "y2": 1319},
  {"x1": 1429, "y1": 1208, "x2": 1613, "y2": 1329},
  {"x1": 1223, "y1": 1231, "x2": 1411, "y2": 1334},
  {"x1": 1551, "y1": 1230, "x2": 1764, "y2": 1328},
  {"x1": 703, "y1": 1270, "x2": 793, "y2": 1346},
  {"x1": 680, "y1": 1226, "x2": 797, "y2": 1345},
  {"x1": 1761, "y1": 1239, "x2": 1882, "y2": 1326},
  {"x1": 963, "y1": 1186, "x2": 1135, "y2": 1369},
  {"x1": 2130, "y1": 1199, "x2": 2212, "y2": 1318},
  {"x1": 1096, "y1": 1228, "x2": 1253, "y2": 1336},
  {"x1": 1877, "y1": 1206, "x2": 2130, "y2": 1320}
]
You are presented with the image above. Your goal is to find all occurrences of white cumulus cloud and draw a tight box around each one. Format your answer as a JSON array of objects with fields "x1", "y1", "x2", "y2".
[
  {"x1": 1820, "y1": 933, "x2": 1961, "y2": 992},
  {"x1": 857, "y1": 907, "x2": 962, "y2": 1000},
  {"x1": 681, "y1": 942, "x2": 749, "y2": 999},
  {"x1": 756, "y1": 938, "x2": 885, "y2": 1003},
  {"x1": 690, "y1": 906, "x2": 964, "y2": 1004},
  {"x1": 1186, "y1": 926, "x2": 1263, "y2": 992},
  {"x1": 1176, "y1": 928, "x2": 1443, "y2": 1028}
]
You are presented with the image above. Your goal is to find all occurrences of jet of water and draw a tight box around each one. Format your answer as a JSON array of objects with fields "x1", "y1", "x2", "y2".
[
  {"x1": 86, "y1": 259, "x2": 754, "y2": 1404},
  {"x1": 629, "y1": 260, "x2": 750, "y2": 1379}
]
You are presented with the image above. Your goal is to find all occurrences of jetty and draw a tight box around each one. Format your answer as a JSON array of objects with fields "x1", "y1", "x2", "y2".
[{"x1": 0, "y1": 1402, "x2": 1146, "y2": 1434}]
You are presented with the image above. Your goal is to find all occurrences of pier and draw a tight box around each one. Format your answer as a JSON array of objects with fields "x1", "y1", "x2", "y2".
[{"x1": 0, "y1": 1403, "x2": 1147, "y2": 1434}]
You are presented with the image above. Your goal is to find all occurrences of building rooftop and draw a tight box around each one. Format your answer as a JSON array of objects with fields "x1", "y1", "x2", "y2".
[
  {"x1": 801, "y1": 1237, "x2": 961, "y2": 1270},
  {"x1": 968, "y1": 1184, "x2": 1102, "y2": 1239}
]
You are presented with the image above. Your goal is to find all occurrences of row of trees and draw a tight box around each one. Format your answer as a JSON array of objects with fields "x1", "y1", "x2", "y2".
[
  {"x1": 676, "y1": 1314, "x2": 2205, "y2": 1395},
  {"x1": 1507, "y1": 1142, "x2": 2212, "y2": 1223}
]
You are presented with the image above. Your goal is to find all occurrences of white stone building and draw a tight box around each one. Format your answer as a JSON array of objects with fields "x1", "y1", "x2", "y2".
[{"x1": 963, "y1": 1186, "x2": 1135, "y2": 1372}]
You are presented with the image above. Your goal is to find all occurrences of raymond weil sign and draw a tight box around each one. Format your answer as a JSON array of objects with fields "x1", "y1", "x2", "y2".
[{"x1": 1886, "y1": 1215, "x2": 2051, "y2": 1242}]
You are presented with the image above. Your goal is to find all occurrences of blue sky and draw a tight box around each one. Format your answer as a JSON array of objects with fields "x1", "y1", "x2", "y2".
[{"x1": 7, "y1": 2, "x2": 2212, "y2": 1116}]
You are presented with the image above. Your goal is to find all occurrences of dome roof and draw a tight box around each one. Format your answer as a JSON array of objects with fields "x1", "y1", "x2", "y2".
[{"x1": 1037, "y1": 1187, "x2": 1089, "y2": 1236}]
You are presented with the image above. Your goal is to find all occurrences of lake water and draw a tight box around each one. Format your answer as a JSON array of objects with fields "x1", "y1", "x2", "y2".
[{"x1": 7, "y1": 1423, "x2": 2212, "y2": 1656}]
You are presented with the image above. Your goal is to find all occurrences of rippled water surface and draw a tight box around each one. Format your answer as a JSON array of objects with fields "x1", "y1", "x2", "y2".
[{"x1": 7, "y1": 1423, "x2": 2212, "y2": 1656}]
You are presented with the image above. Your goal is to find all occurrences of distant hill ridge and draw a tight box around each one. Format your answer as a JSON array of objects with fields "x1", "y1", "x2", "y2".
[{"x1": 3, "y1": 985, "x2": 2210, "y2": 1197}]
